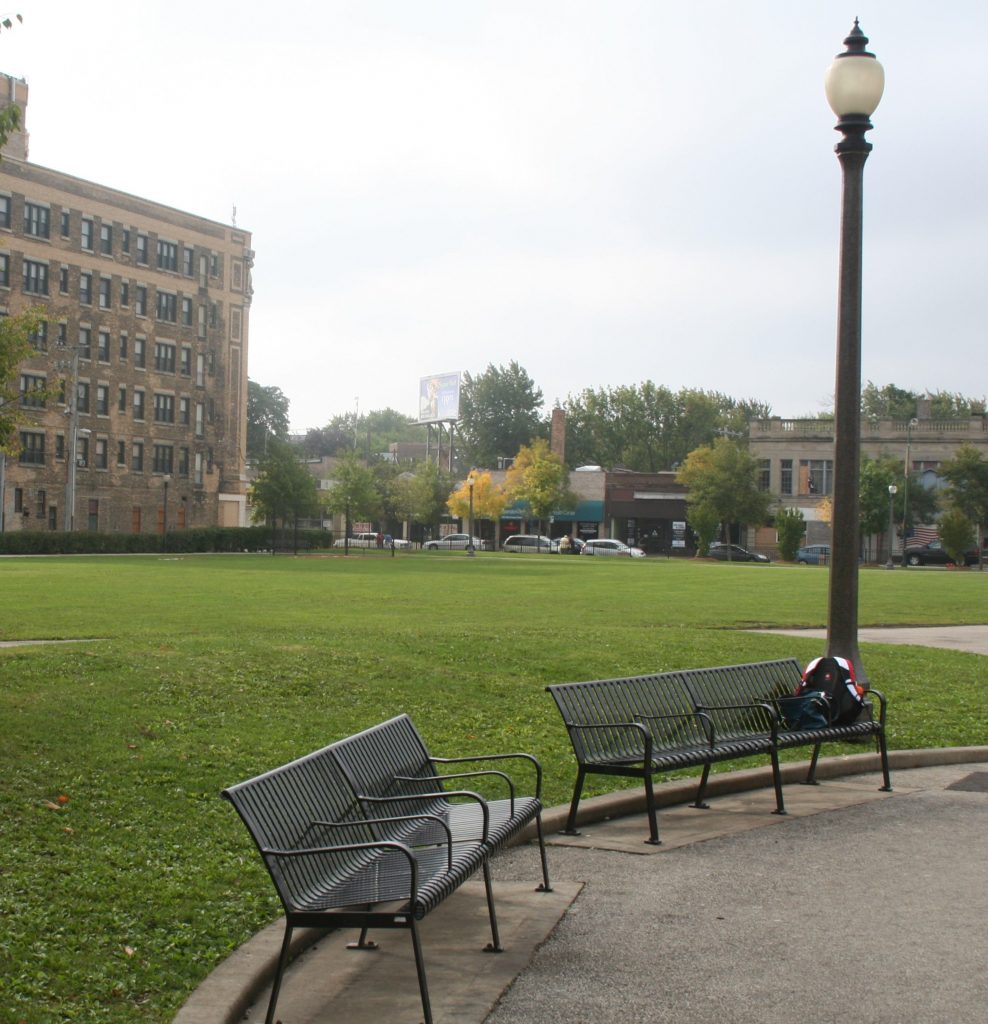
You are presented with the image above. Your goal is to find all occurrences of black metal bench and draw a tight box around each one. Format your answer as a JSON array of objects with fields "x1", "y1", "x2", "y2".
[
  {"x1": 222, "y1": 716, "x2": 549, "y2": 1024},
  {"x1": 547, "y1": 658, "x2": 891, "y2": 845}
]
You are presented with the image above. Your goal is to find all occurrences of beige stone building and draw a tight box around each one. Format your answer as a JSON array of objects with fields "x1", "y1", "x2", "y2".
[{"x1": 0, "y1": 76, "x2": 252, "y2": 534}]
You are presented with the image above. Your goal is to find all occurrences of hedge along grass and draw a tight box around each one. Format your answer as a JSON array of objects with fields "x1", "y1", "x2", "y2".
[{"x1": 1, "y1": 554, "x2": 986, "y2": 1023}]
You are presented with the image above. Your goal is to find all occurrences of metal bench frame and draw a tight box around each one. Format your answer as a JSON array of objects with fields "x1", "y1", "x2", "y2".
[
  {"x1": 547, "y1": 658, "x2": 891, "y2": 845},
  {"x1": 222, "y1": 715, "x2": 549, "y2": 1024}
]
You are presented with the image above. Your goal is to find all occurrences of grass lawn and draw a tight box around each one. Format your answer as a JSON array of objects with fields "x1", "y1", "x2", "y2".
[{"x1": 1, "y1": 552, "x2": 986, "y2": 1022}]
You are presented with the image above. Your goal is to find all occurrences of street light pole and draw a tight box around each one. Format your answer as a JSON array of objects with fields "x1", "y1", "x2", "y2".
[
  {"x1": 467, "y1": 469, "x2": 476, "y2": 557},
  {"x1": 886, "y1": 483, "x2": 898, "y2": 569},
  {"x1": 824, "y1": 20, "x2": 884, "y2": 684},
  {"x1": 901, "y1": 416, "x2": 918, "y2": 562},
  {"x1": 63, "y1": 346, "x2": 81, "y2": 532}
]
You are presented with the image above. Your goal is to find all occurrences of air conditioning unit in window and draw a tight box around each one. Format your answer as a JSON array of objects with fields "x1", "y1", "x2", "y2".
[{"x1": 76, "y1": 458, "x2": 87, "y2": 468}]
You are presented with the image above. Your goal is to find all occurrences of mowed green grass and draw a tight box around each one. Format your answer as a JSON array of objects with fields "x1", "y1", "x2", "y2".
[{"x1": 1, "y1": 552, "x2": 986, "y2": 1023}]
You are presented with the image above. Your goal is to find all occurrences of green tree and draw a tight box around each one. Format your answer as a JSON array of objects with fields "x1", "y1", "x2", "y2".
[
  {"x1": 940, "y1": 443, "x2": 988, "y2": 568},
  {"x1": 861, "y1": 381, "x2": 917, "y2": 422},
  {"x1": 775, "y1": 507, "x2": 806, "y2": 561},
  {"x1": 246, "y1": 380, "x2": 290, "y2": 460},
  {"x1": 676, "y1": 438, "x2": 771, "y2": 556},
  {"x1": 938, "y1": 507, "x2": 975, "y2": 566},
  {"x1": 504, "y1": 438, "x2": 576, "y2": 533},
  {"x1": 390, "y1": 460, "x2": 454, "y2": 536},
  {"x1": 687, "y1": 502, "x2": 720, "y2": 557},
  {"x1": 460, "y1": 362, "x2": 544, "y2": 468},
  {"x1": 0, "y1": 308, "x2": 47, "y2": 455},
  {"x1": 248, "y1": 441, "x2": 321, "y2": 553},
  {"x1": 322, "y1": 452, "x2": 380, "y2": 552}
]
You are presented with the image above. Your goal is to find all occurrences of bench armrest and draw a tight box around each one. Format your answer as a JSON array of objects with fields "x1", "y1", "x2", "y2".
[
  {"x1": 864, "y1": 687, "x2": 887, "y2": 726},
  {"x1": 432, "y1": 752, "x2": 544, "y2": 799},
  {"x1": 357, "y1": 790, "x2": 491, "y2": 842},
  {"x1": 694, "y1": 700, "x2": 780, "y2": 741},
  {"x1": 312, "y1": 815, "x2": 454, "y2": 871},
  {"x1": 633, "y1": 710, "x2": 715, "y2": 746},
  {"x1": 397, "y1": 770, "x2": 516, "y2": 815}
]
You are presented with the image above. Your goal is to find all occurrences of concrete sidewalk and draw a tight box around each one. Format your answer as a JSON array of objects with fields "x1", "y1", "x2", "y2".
[{"x1": 175, "y1": 750, "x2": 988, "y2": 1024}]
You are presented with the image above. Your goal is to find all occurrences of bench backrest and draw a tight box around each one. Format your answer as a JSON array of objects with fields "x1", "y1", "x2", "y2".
[
  {"x1": 681, "y1": 659, "x2": 803, "y2": 736},
  {"x1": 546, "y1": 672, "x2": 707, "y2": 762},
  {"x1": 222, "y1": 745, "x2": 377, "y2": 913}
]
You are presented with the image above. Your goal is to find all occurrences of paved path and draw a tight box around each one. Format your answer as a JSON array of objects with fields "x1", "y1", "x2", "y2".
[{"x1": 751, "y1": 624, "x2": 988, "y2": 656}]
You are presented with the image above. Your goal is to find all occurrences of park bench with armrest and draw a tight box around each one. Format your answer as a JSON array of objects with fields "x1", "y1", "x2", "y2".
[
  {"x1": 547, "y1": 658, "x2": 891, "y2": 845},
  {"x1": 222, "y1": 716, "x2": 549, "y2": 1024}
]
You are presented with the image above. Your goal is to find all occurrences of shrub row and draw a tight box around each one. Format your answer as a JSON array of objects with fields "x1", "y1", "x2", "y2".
[{"x1": 0, "y1": 526, "x2": 333, "y2": 555}]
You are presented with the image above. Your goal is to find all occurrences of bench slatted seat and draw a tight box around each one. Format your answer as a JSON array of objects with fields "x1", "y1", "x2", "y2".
[
  {"x1": 548, "y1": 658, "x2": 892, "y2": 846},
  {"x1": 222, "y1": 739, "x2": 498, "y2": 1024},
  {"x1": 330, "y1": 714, "x2": 552, "y2": 894}
]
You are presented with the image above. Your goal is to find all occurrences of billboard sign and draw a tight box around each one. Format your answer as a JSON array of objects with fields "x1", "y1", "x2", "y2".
[{"x1": 418, "y1": 372, "x2": 461, "y2": 424}]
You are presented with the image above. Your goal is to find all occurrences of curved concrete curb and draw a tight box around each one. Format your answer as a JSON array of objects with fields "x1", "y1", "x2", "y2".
[{"x1": 173, "y1": 745, "x2": 988, "y2": 1024}]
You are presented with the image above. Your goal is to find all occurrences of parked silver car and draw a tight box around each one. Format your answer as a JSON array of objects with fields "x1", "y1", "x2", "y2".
[
  {"x1": 582, "y1": 539, "x2": 646, "y2": 558},
  {"x1": 423, "y1": 533, "x2": 490, "y2": 551}
]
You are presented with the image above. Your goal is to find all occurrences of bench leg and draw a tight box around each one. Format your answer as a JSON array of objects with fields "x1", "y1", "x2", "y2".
[
  {"x1": 877, "y1": 733, "x2": 893, "y2": 792},
  {"x1": 265, "y1": 923, "x2": 294, "y2": 1024},
  {"x1": 533, "y1": 812, "x2": 553, "y2": 892},
  {"x1": 346, "y1": 922, "x2": 379, "y2": 951},
  {"x1": 802, "y1": 743, "x2": 823, "y2": 786},
  {"x1": 644, "y1": 773, "x2": 661, "y2": 846},
  {"x1": 481, "y1": 861, "x2": 504, "y2": 953},
  {"x1": 409, "y1": 917, "x2": 434, "y2": 1024},
  {"x1": 691, "y1": 763, "x2": 712, "y2": 810},
  {"x1": 770, "y1": 748, "x2": 787, "y2": 815},
  {"x1": 562, "y1": 767, "x2": 586, "y2": 835}
]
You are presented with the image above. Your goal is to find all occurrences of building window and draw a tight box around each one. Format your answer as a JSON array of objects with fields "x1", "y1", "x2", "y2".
[
  {"x1": 183, "y1": 247, "x2": 194, "y2": 277},
  {"x1": 36, "y1": 489, "x2": 46, "y2": 517},
  {"x1": 78, "y1": 326, "x2": 92, "y2": 359},
  {"x1": 120, "y1": 280, "x2": 129, "y2": 306},
  {"x1": 154, "y1": 342, "x2": 176, "y2": 373},
  {"x1": 179, "y1": 396, "x2": 190, "y2": 425},
  {"x1": 780, "y1": 459, "x2": 793, "y2": 496},
  {"x1": 94, "y1": 438, "x2": 108, "y2": 469},
  {"x1": 195, "y1": 402, "x2": 204, "y2": 438},
  {"x1": 87, "y1": 499, "x2": 99, "y2": 531},
  {"x1": 0, "y1": 252, "x2": 8, "y2": 287},
  {"x1": 76, "y1": 435, "x2": 89, "y2": 468},
  {"x1": 210, "y1": 253, "x2": 220, "y2": 277},
  {"x1": 119, "y1": 333, "x2": 128, "y2": 360},
  {"x1": 134, "y1": 337, "x2": 146, "y2": 368},
  {"x1": 180, "y1": 345, "x2": 191, "y2": 376},
  {"x1": 117, "y1": 440, "x2": 126, "y2": 466},
  {"x1": 799, "y1": 459, "x2": 833, "y2": 496},
  {"x1": 758, "y1": 459, "x2": 771, "y2": 492},
  {"x1": 154, "y1": 393, "x2": 175, "y2": 423},
  {"x1": 23, "y1": 259, "x2": 49, "y2": 295},
  {"x1": 99, "y1": 276, "x2": 112, "y2": 309},
  {"x1": 24, "y1": 203, "x2": 50, "y2": 239},
  {"x1": 197, "y1": 304, "x2": 206, "y2": 338},
  {"x1": 230, "y1": 307, "x2": 242, "y2": 341},
  {"x1": 29, "y1": 321, "x2": 47, "y2": 351},
  {"x1": 153, "y1": 444, "x2": 174, "y2": 474},
  {"x1": 232, "y1": 260, "x2": 243, "y2": 291},
  {"x1": 136, "y1": 233, "x2": 148, "y2": 265},
  {"x1": 79, "y1": 271, "x2": 92, "y2": 305},
  {"x1": 178, "y1": 446, "x2": 189, "y2": 477},
  {"x1": 96, "y1": 384, "x2": 109, "y2": 416},
  {"x1": 122, "y1": 228, "x2": 130, "y2": 254},
  {"x1": 157, "y1": 239, "x2": 178, "y2": 272},
  {"x1": 135, "y1": 284, "x2": 147, "y2": 316},
  {"x1": 132, "y1": 441, "x2": 144, "y2": 472},
  {"x1": 81, "y1": 217, "x2": 94, "y2": 250},
  {"x1": 97, "y1": 330, "x2": 111, "y2": 362},
  {"x1": 195, "y1": 353, "x2": 205, "y2": 387},
  {"x1": 133, "y1": 389, "x2": 145, "y2": 420},
  {"x1": 20, "y1": 374, "x2": 47, "y2": 408},
  {"x1": 57, "y1": 322, "x2": 68, "y2": 348},
  {"x1": 100, "y1": 223, "x2": 112, "y2": 255},
  {"x1": 59, "y1": 265, "x2": 69, "y2": 294},
  {"x1": 181, "y1": 296, "x2": 192, "y2": 326},
  {"x1": 19, "y1": 431, "x2": 45, "y2": 465},
  {"x1": 60, "y1": 210, "x2": 70, "y2": 236},
  {"x1": 55, "y1": 434, "x2": 65, "y2": 460},
  {"x1": 76, "y1": 382, "x2": 90, "y2": 414},
  {"x1": 48, "y1": 505, "x2": 57, "y2": 530},
  {"x1": 156, "y1": 291, "x2": 177, "y2": 323},
  {"x1": 0, "y1": 194, "x2": 12, "y2": 228},
  {"x1": 118, "y1": 385, "x2": 126, "y2": 412},
  {"x1": 194, "y1": 451, "x2": 204, "y2": 486}
]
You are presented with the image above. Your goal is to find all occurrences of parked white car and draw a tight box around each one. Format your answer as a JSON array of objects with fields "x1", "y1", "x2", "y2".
[
  {"x1": 333, "y1": 533, "x2": 411, "y2": 549},
  {"x1": 502, "y1": 535, "x2": 559, "y2": 554},
  {"x1": 423, "y1": 533, "x2": 490, "y2": 551},
  {"x1": 582, "y1": 539, "x2": 646, "y2": 558}
]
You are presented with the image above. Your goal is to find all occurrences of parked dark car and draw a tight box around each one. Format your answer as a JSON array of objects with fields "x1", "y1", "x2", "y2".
[
  {"x1": 708, "y1": 543, "x2": 770, "y2": 563},
  {"x1": 902, "y1": 540, "x2": 985, "y2": 567}
]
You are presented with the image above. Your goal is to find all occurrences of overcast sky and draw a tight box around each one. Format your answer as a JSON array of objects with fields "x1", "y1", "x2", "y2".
[{"x1": 5, "y1": 1, "x2": 987, "y2": 430}]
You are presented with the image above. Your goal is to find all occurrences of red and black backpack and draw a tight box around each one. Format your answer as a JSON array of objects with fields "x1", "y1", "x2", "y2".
[{"x1": 797, "y1": 656, "x2": 866, "y2": 726}]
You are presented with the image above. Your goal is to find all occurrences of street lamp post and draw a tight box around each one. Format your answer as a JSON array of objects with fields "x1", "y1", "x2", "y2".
[
  {"x1": 886, "y1": 483, "x2": 898, "y2": 569},
  {"x1": 901, "y1": 416, "x2": 918, "y2": 563},
  {"x1": 824, "y1": 20, "x2": 884, "y2": 684},
  {"x1": 466, "y1": 469, "x2": 476, "y2": 557}
]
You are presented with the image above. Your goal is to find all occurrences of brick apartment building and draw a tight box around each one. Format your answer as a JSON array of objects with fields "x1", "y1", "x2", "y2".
[{"x1": 0, "y1": 75, "x2": 252, "y2": 534}]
